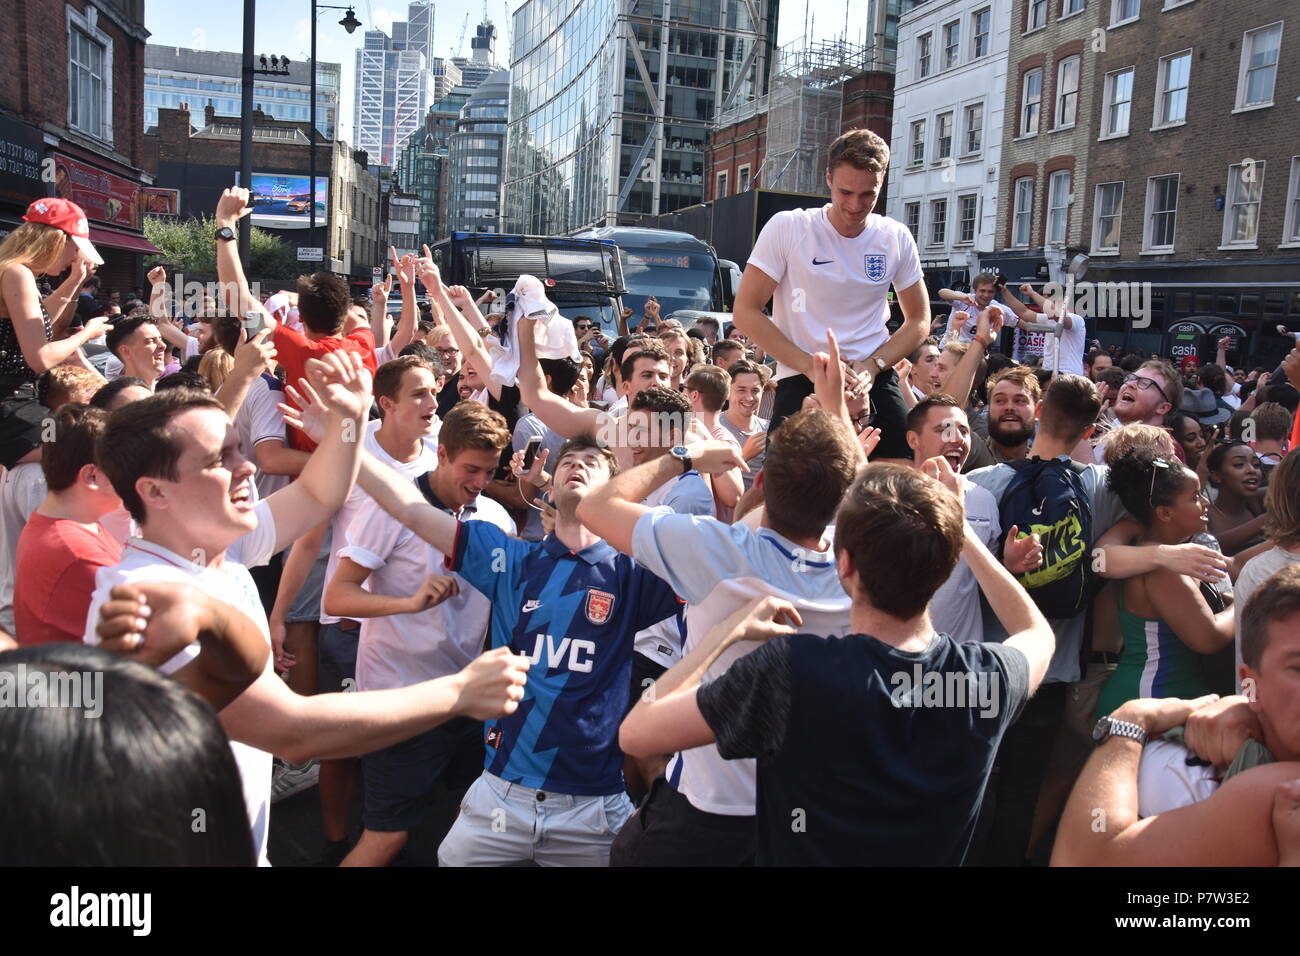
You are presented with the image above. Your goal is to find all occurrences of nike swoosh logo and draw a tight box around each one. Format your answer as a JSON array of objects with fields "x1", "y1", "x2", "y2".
[
  {"x1": 522, "y1": 600, "x2": 543, "y2": 613},
  {"x1": 812, "y1": 257, "x2": 835, "y2": 265}
]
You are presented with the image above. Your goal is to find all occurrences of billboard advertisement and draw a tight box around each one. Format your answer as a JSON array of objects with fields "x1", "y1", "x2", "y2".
[
  {"x1": 54, "y1": 153, "x2": 142, "y2": 229},
  {"x1": 237, "y1": 173, "x2": 328, "y2": 230}
]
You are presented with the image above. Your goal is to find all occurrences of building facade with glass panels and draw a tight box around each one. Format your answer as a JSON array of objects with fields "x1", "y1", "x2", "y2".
[
  {"x1": 504, "y1": 0, "x2": 774, "y2": 235},
  {"x1": 447, "y1": 70, "x2": 510, "y2": 234},
  {"x1": 144, "y1": 45, "x2": 340, "y2": 139}
]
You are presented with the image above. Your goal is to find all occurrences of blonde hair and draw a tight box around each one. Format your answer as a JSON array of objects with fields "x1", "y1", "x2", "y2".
[
  {"x1": 198, "y1": 348, "x2": 234, "y2": 392},
  {"x1": 1099, "y1": 423, "x2": 1176, "y2": 466},
  {"x1": 0, "y1": 222, "x2": 68, "y2": 278}
]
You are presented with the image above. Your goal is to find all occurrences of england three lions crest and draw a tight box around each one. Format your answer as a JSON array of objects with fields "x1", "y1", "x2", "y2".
[
  {"x1": 585, "y1": 589, "x2": 615, "y2": 625},
  {"x1": 864, "y1": 254, "x2": 887, "y2": 282}
]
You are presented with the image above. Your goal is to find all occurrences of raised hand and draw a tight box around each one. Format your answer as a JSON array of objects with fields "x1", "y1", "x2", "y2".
[
  {"x1": 279, "y1": 377, "x2": 330, "y2": 445},
  {"x1": 856, "y1": 425, "x2": 882, "y2": 458},
  {"x1": 147, "y1": 265, "x2": 167, "y2": 288},
  {"x1": 509, "y1": 445, "x2": 551, "y2": 489},
  {"x1": 232, "y1": 327, "x2": 276, "y2": 379},
  {"x1": 215, "y1": 187, "x2": 253, "y2": 227}
]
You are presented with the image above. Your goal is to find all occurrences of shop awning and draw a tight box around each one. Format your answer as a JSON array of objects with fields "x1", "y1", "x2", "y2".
[{"x1": 87, "y1": 224, "x2": 162, "y2": 256}]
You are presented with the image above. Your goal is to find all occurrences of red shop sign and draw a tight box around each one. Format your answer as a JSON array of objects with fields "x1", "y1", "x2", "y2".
[{"x1": 53, "y1": 153, "x2": 141, "y2": 229}]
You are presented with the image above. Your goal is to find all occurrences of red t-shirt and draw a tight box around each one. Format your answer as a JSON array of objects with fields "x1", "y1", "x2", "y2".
[
  {"x1": 14, "y1": 512, "x2": 123, "y2": 645},
  {"x1": 273, "y1": 323, "x2": 377, "y2": 452}
]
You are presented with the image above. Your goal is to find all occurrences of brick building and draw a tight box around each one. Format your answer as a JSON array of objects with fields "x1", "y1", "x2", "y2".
[
  {"x1": 148, "y1": 103, "x2": 381, "y2": 283},
  {"x1": 1078, "y1": 0, "x2": 1300, "y2": 367},
  {"x1": 706, "y1": 66, "x2": 895, "y2": 203},
  {"x1": 0, "y1": 0, "x2": 159, "y2": 293}
]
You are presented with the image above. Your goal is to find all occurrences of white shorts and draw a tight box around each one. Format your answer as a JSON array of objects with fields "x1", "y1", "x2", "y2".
[{"x1": 437, "y1": 772, "x2": 634, "y2": 867}]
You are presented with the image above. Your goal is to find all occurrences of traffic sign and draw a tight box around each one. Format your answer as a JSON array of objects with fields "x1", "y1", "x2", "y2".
[{"x1": 297, "y1": 247, "x2": 324, "y2": 262}]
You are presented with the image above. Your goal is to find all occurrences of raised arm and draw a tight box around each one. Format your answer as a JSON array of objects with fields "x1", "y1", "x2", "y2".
[
  {"x1": 509, "y1": 313, "x2": 605, "y2": 439},
  {"x1": 940, "y1": 307, "x2": 999, "y2": 409},
  {"x1": 577, "y1": 441, "x2": 745, "y2": 555},
  {"x1": 147, "y1": 266, "x2": 192, "y2": 354},
  {"x1": 43, "y1": 260, "x2": 91, "y2": 335},
  {"x1": 214, "y1": 328, "x2": 276, "y2": 421},
  {"x1": 0, "y1": 265, "x2": 110, "y2": 373},
  {"x1": 1000, "y1": 284, "x2": 1035, "y2": 324},
  {"x1": 214, "y1": 187, "x2": 274, "y2": 327},
  {"x1": 731, "y1": 264, "x2": 811, "y2": 376},
  {"x1": 369, "y1": 260, "x2": 395, "y2": 348}
]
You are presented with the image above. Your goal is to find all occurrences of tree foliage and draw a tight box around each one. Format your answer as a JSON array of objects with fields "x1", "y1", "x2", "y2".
[{"x1": 144, "y1": 214, "x2": 299, "y2": 280}]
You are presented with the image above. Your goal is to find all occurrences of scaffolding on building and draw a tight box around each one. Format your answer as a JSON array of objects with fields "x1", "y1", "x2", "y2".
[{"x1": 757, "y1": 37, "x2": 865, "y2": 196}]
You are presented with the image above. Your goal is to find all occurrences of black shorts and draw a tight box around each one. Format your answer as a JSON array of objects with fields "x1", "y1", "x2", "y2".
[
  {"x1": 361, "y1": 716, "x2": 481, "y2": 833},
  {"x1": 316, "y1": 620, "x2": 359, "y2": 694},
  {"x1": 0, "y1": 380, "x2": 47, "y2": 469},
  {"x1": 609, "y1": 775, "x2": 755, "y2": 867},
  {"x1": 769, "y1": 368, "x2": 911, "y2": 460}
]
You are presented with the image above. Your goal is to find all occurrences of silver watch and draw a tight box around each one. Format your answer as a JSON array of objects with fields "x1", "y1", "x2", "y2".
[{"x1": 1091, "y1": 715, "x2": 1146, "y2": 746}]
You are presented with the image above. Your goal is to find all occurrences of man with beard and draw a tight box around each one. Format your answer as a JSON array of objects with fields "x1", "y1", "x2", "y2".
[
  {"x1": 962, "y1": 366, "x2": 1040, "y2": 472},
  {"x1": 1093, "y1": 358, "x2": 1183, "y2": 463}
]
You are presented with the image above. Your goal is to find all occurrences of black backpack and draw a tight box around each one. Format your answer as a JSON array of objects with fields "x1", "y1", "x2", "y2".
[{"x1": 996, "y1": 457, "x2": 1095, "y2": 619}]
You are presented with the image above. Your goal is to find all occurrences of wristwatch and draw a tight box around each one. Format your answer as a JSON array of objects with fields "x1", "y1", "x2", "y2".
[
  {"x1": 215, "y1": 226, "x2": 237, "y2": 242},
  {"x1": 871, "y1": 356, "x2": 887, "y2": 372},
  {"x1": 1091, "y1": 715, "x2": 1147, "y2": 746},
  {"x1": 669, "y1": 445, "x2": 692, "y2": 474}
]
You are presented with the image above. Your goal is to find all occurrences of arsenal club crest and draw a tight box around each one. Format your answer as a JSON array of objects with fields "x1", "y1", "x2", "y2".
[
  {"x1": 585, "y1": 589, "x2": 615, "y2": 625},
  {"x1": 864, "y1": 254, "x2": 887, "y2": 282}
]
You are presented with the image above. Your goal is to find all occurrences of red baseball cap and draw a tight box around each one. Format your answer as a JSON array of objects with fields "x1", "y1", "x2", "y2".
[{"x1": 23, "y1": 197, "x2": 104, "y2": 265}]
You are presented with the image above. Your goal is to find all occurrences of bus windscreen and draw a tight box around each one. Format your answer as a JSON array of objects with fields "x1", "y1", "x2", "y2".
[{"x1": 619, "y1": 250, "x2": 714, "y2": 316}]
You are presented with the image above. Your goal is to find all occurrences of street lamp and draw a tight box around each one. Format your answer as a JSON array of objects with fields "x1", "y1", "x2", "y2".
[{"x1": 311, "y1": 4, "x2": 361, "y2": 267}]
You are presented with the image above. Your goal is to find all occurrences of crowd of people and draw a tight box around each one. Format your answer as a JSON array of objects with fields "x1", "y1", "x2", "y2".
[{"x1": 2, "y1": 129, "x2": 1300, "y2": 867}]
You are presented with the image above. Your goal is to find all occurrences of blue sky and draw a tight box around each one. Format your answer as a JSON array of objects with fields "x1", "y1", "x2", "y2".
[{"x1": 144, "y1": 0, "x2": 868, "y2": 143}]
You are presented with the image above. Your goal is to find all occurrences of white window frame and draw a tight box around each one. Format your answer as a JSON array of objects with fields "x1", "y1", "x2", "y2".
[
  {"x1": 957, "y1": 194, "x2": 978, "y2": 245},
  {"x1": 910, "y1": 119, "x2": 926, "y2": 166},
  {"x1": 918, "y1": 33, "x2": 933, "y2": 78},
  {"x1": 1220, "y1": 161, "x2": 1265, "y2": 249},
  {"x1": 1020, "y1": 68, "x2": 1043, "y2": 136},
  {"x1": 972, "y1": 8, "x2": 991, "y2": 59},
  {"x1": 1055, "y1": 56, "x2": 1080, "y2": 129},
  {"x1": 929, "y1": 198, "x2": 948, "y2": 247},
  {"x1": 1091, "y1": 182, "x2": 1125, "y2": 254},
  {"x1": 963, "y1": 102, "x2": 984, "y2": 155},
  {"x1": 904, "y1": 201, "x2": 922, "y2": 241},
  {"x1": 1012, "y1": 177, "x2": 1034, "y2": 248},
  {"x1": 1142, "y1": 174, "x2": 1179, "y2": 253},
  {"x1": 942, "y1": 20, "x2": 961, "y2": 69},
  {"x1": 1110, "y1": 0, "x2": 1140, "y2": 27},
  {"x1": 66, "y1": 5, "x2": 114, "y2": 145},
  {"x1": 1283, "y1": 157, "x2": 1300, "y2": 247},
  {"x1": 1061, "y1": 0, "x2": 1086, "y2": 18},
  {"x1": 1234, "y1": 23, "x2": 1282, "y2": 112},
  {"x1": 737, "y1": 164, "x2": 751, "y2": 193},
  {"x1": 934, "y1": 111, "x2": 954, "y2": 162},
  {"x1": 1027, "y1": 0, "x2": 1049, "y2": 31},
  {"x1": 1162, "y1": 0, "x2": 1195, "y2": 9},
  {"x1": 715, "y1": 170, "x2": 728, "y2": 198},
  {"x1": 1153, "y1": 49, "x2": 1192, "y2": 129},
  {"x1": 1046, "y1": 170, "x2": 1072, "y2": 245},
  {"x1": 1100, "y1": 67, "x2": 1134, "y2": 139}
]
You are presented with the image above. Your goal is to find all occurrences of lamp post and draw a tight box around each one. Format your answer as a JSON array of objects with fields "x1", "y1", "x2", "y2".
[{"x1": 311, "y1": 4, "x2": 361, "y2": 269}]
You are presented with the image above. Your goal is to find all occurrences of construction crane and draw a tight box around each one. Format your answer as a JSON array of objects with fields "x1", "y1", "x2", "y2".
[{"x1": 451, "y1": 12, "x2": 469, "y2": 58}]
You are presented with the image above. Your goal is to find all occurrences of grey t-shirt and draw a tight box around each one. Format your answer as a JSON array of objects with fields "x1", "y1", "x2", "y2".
[
  {"x1": 718, "y1": 412, "x2": 769, "y2": 492},
  {"x1": 929, "y1": 482, "x2": 1001, "y2": 644}
]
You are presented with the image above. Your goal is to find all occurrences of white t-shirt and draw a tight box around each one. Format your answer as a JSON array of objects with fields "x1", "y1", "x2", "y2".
[
  {"x1": 1233, "y1": 546, "x2": 1300, "y2": 690},
  {"x1": 83, "y1": 501, "x2": 279, "y2": 866},
  {"x1": 632, "y1": 510, "x2": 851, "y2": 815},
  {"x1": 746, "y1": 206, "x2": 924, "y2": 381},
  {"x1": 0, "y1": 462, "x2": 47, "y2": 634},
  {"x1": 1039, "y1": 312, "x2": 1087, "y2": 376},
  {"x1": 942, "y1": 301, "x2": 1019, "y2": 347},
  {"x1": 319, "y1": 418, "x2": 439, "y2": 626},
  {"x1": 341, "y1": 492, "x2": 515, "y2": 692},
  {"x1": 1137, "y1": 738, "x2": 1220, "y2": 818},
  {"x1": 928, "y1": 481, "x2": 1001, "y2": 645},
  {"x1": 235, "y1": 374, "x2": 292, "y2": 502}
]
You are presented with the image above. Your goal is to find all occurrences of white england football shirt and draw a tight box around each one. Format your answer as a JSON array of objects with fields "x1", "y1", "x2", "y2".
[{"x1": 747, "y1": 207, "x2": 924, "y2": 381}]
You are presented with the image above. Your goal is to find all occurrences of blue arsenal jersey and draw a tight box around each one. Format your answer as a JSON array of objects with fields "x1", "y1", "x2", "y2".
[{"x1": 449, "y1": 523, "x2": 680, "y2": 795}]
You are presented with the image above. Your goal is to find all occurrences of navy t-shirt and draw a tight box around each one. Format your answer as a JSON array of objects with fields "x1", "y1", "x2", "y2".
[{"x1": 698, "y1": 631, "x2": 1030, "y2": 866}]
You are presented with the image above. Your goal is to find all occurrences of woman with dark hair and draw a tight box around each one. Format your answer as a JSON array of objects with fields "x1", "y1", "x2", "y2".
[
  {"x1": 1095, "y1": 452, "x2": 1235, "y2": 717},
  {"x1": 1166, "y1": 410, "x2": 1207, "y2": 470},
  {"x1": 0, "y1": 642, "x2": 255, "y2": 865},
  {"x1": 1206, "y1": 440, "x2": 1268, "y2": 555}
]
